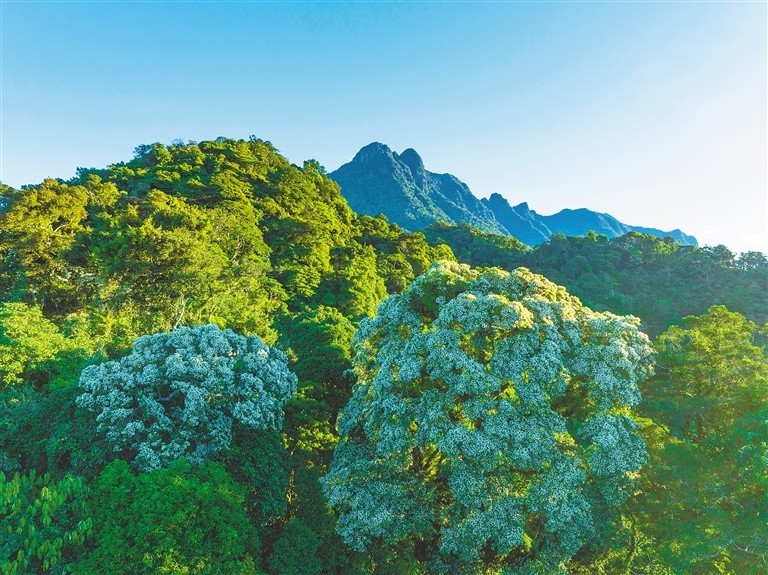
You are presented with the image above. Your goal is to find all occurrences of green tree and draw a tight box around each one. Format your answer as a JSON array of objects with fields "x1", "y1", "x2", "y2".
[
  {"x1": 0, "y1": 385, "x2": 108, "y2": 479},
  {"x1": 0, "y1": 180, "x2": 89, "y2": 313},
  {"x1": 636, "y1": 306, "x2": 768, "y2": 573},
  {"x1": 317, "y1": 244, "x2": 388, "y2": 320},
  {"x1": 75, "y1": 459, "x2": 260, "y2": 575},
  {"x1": 0, "y1": 303, "x2": 65, "y2": 392},
  {"x1": 425, "y1": 226, "x2": 768, "y2": 336},
  {"x1": 268, "y1": 518, "x2": 322, "y2": 575},
  {"x1": 223, "y1": 427, "x2": 290, "y2": 531},
  {"x1": 1, "y1": 470, "x2": 91, "y2": 575},
  {"x1": 324, "y1": 262, "x2": 654, "y2": 574}
]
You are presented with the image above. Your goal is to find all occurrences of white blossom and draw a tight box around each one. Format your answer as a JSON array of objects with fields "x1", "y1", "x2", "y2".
[
  {"x1": 77, "y1": 324, "x2": 297, "y2": 471},
  {"x1": 323, "y1": 261, "x2": 654, "y2": 573}
]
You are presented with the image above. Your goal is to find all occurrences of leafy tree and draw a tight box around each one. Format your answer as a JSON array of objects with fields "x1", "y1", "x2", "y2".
[
  {"x1": 288, "y1": 463, "x2": 354, "y2": 574},
  {"x1": 0, "y1": 180, "x2": 89, "y2": 313},
  {"x1": 0, "y1": 303, "x2": 65, "y2": 392},
  {"x1": 76, "y1": 324, "x2": 297, "y2": 471},
  {"x1": 635, "y1": 306, "x2": 768, "y2": 573},
  {"x1": 88, "y1": 186, "x2": 281, "y2": 340},
  {"x1": 358, "y1": 215, "x2": 455, "y2": 294},
  {"x1": 74, "y1": 459, "x2": 260, "y2": 575},
  {"x1": 317, "y1": 244, "x2": 388, "y2": 320},
  {"x1": 0, "y1": 304, "x2": 98, "y2": 403},
  {"x1": 223, "y1": 427, "x2": 291, "y2": 530},
  {"x1": 646, "y1": 305, "x2": 767, "y2": 443},
  {"x1": 268, "y1": 518, "x2": 322, "y2": 575},
  {"x1": 1, "y1": 470, "x2": 91, "y2": 575},
  {"x1": 279, "y1": 306, "x2": 355, "y2": 461},
  {"x1": 426, "y1": 226, "x2": 768, "y2": 336},
  {"x1": 0, "y1": 386, "x2": 107, "y2": 478},
  {"x1": 324, "y1": 262, "x2": 654, "y2": 573},
  {"x1": 423, "y1": 221, "x2": 529, "y2": 268}
]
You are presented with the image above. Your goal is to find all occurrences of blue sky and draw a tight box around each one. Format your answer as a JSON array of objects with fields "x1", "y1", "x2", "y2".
[{"x1": 2, "y1": 1, "x2": 766, "y2": 253}]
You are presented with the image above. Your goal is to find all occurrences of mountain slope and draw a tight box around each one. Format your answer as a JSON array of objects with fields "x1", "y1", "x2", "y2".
[
  {"x1": 329, "y1": 143, "x2": 507, "y2": 235},
  {"x1": 331, "y1": 144, "x2": 698, "y2": 246},
  {"x1": 481, "y1": 194, "x2": 552, "y2": 245}
]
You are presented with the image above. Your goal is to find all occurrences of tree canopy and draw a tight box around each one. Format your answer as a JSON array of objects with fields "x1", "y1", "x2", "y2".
[
  {"x1": 425, "y1": 225, "x2": 768, "y2": 336},
  {"x1": 635, "y1": 306, "x2": 768, "y2": 573},
  {"x1": 0, "y1": 137, "x2": 764, "y2": 575},
  {"x1": 76, "y1": 324, "x2": 297, "y2": 471},
  {"x1": 324, "y1": 261, "x2": 654, "y2": 573}
]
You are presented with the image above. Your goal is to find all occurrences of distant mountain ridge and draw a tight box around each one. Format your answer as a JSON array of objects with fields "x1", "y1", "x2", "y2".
[
  {"x1": 329, "y1": 143, "x2": 697, "y2": 246},
  {"x1": 329, "y1": 143, "x2": 507, "y2": 235}
]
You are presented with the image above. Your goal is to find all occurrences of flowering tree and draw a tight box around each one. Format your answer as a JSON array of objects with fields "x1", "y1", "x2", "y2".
[
  {"x1": 77, "y1": 324, "x2": 297, "y2": 471},
  {"x1": 323, "y1": 262, "x2": 654, "y2": 574}
]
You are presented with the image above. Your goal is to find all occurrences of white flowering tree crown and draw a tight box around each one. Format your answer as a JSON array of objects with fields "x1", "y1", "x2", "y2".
[
  {"x1": 77, "y1": 324, "x2": 297, "y2": 471},
  {"x1": 323, "y1": 261, "x2": 654, "y2": 573}
]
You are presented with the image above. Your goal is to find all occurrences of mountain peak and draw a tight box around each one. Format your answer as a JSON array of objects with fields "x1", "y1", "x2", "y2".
[
  {"x1": 352, "y1": 142, "x2": 394, "y2": 163},
  {"x1": 331, "y1": 143, "x2": 697, "y2": 247},
  {"x1": 399, "y1": 148, "x2": 425, "y2": 173},
  {"x1": 330, "y1": 143, "x2": 507, "y2": 235},
  {"x1": 513, "y1": 201, "x2": 531, "y2": 213}
]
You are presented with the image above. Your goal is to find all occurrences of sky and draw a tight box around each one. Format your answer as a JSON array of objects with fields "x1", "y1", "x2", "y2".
[{"x1": 1, "y1": 1, "x2": 766, "y2": 253}]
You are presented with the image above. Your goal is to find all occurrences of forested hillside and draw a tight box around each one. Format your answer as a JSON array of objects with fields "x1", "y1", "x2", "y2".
[
  {"x1": 424, "y1": 222, "x2": 767, "y2": 336},
  {"x1": 1, "y1": 138, "x2": 766, "y2": 575}
]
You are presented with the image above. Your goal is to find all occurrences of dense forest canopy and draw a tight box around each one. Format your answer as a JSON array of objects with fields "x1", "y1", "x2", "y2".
[
  {"x1": 1, "y1": 138, "x2": 766, "y2": 574},
  {"x1": 424, "y1": 221, "x2": 767, "y2": 336}
]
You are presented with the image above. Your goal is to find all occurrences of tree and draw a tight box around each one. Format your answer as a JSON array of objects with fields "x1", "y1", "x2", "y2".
[
  {"x1": 74, "y1": 459, "x2": 260, "y2": 575},
  {"x1": 324, "y1": 262, "x2": 654, "y2": 574},
  {"x1": 0, "y1": 180, "x2": 89, "y2": 313},
  {"x1": 1, "y1": 470, "x2": 91, "y2": 575},
  {"x1": 76, "y1": 324, "x2": 297, "y2": 471},
  {"x1": 268, "y1": 518, "x2": 322, "y2": 575},
  {"x1": 223, "y1": 427, "x2": 290, "y2": 530},
  {"x1": 425, "y1": 225, "x2": 768, "y2": 337},
  {"x1": 636, "y1": 306, "x2": 768, "y2": 573},
  {"x1": 0, "y1": 303, "x2": 98, "y2": 402},
  {"x1": 0, "y1": 303, "x2": 65, "y2": 391}
]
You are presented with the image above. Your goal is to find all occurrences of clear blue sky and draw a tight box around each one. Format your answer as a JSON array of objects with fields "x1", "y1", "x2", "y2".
[{"x1": 2, "y1": 1, "x2": 766, "y2": 253}]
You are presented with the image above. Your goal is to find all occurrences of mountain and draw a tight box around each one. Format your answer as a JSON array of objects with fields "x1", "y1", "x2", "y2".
[
  {"x1": 328, "y1": 143, "x2": 507, "y2": 235},
  {"x1": 330, "y1": 144, "x2": 698, "y2": 246},
  {"x1": 480, "y1": 194, "x2": 552, "y2": 246}
]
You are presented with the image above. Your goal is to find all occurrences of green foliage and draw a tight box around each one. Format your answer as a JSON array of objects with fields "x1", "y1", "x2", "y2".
[
  {"x1": 2, "y1": 137, "x2": 766, "y2": 574},
  {"x1": 0, "y1": 304, "x2": 99, "y2": 403},
  {"x1": 325, "y1": 261, "x2": 654, "y2": 573},
  {"x1": 0, "y1": 386, "x2": 107, "y2": 478},
  {"x1": 634, "y1": 307, "x2": 768, "y2": 573},
  {"x1": 279, "y1": 307, "x2": 355, "y2": 460},
  {"x1": 0, "y1": 303, "x2": 66, "y2": 391},
  {"x1": 75, "y1": 459, "x2": 260, "y2": 575},
  {"x1": 0, "y1": 180, "x2": 89, "y2": 313},
  {"x1": 648, "y1": 305, "x2": 767, "y2": 442},
  {"x1": 427, "y1": 227, "x2": 768, "y2": 336},
  {"x1": 423, "y1": 221, "x2": 529, "y2": 267},
  {"x1": 223, "y1": 427, "x2": 291, "y2": 529},
  {"x1": 269, "y1": 518, "x2": 323, "y2": 575},
  {"x1": 1, "y1": 139, "x2": 457, "y2": 356},
  {"x1": 1, "y1": 470, "x2": 91, "y2": 575},
  {"x1": 317, "y1": 244, "x2": 387, "y2": 320},
  {"x1": 358, "y1": 215, "x2": 456, "y2": 294}
]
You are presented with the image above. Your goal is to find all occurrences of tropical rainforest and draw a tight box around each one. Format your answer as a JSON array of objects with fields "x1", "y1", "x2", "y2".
[{"x1": 0, "y1": 138, "x2": 766, "y2": 575}]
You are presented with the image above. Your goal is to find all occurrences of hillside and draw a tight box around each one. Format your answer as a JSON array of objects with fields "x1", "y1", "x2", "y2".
[
  {"x1": 423, "y1": 221, "x2": 766, "y2": 335},
  {"x1": 1, "y1": 137, "x2": 765, "y2": 575}
]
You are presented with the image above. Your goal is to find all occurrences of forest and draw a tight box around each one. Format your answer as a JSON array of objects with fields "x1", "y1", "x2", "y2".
[{"x1": 0, "y1": 138, "x2": 766, "y2": 575}]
